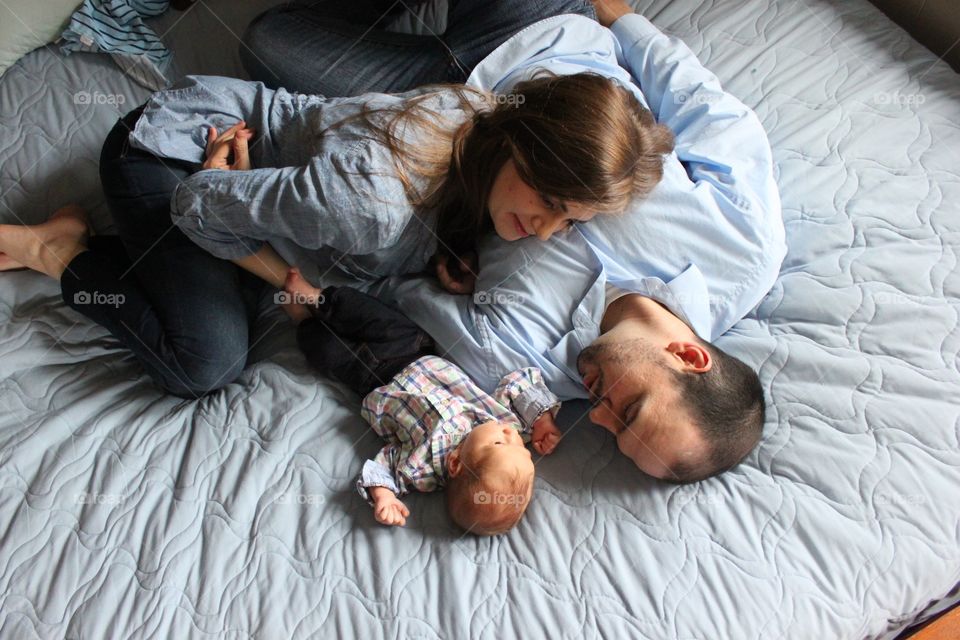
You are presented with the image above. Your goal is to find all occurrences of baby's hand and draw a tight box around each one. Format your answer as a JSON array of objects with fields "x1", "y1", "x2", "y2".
[
  {"x1": 532, "y1": 412, "x2": 562, "y2": 455},
  {"x1": 371, "y1": 488, "x2": 409, "y2": 527}
]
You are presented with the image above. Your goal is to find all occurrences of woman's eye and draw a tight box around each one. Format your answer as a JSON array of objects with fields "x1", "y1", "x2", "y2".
[{"x1": 540, "y1": 195, "x2": 555, "y2": 210}]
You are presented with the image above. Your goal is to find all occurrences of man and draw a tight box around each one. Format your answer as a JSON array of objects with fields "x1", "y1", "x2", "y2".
[{"x1": 374, "y1": 3, "x2": 785, "y2": 483}]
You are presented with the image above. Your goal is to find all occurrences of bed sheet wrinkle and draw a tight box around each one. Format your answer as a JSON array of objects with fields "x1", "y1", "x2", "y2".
[{"x1": 2, "y1": 0, "x2": 960, "y2": 637}]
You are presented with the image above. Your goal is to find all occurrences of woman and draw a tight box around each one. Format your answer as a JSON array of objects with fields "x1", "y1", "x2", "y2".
[{"x1": 0, "y1": 0, "x2": 671, "y2": 398}]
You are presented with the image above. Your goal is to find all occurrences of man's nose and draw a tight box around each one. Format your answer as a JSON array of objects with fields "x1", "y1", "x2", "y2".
[{"x1": 589, "y1": 404, "x2": 616, "y2": 434}]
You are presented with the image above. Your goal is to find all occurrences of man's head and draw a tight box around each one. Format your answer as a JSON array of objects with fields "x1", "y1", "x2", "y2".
[{"x1": 577, "y1": 295, "x2": 765, "y2": 482}]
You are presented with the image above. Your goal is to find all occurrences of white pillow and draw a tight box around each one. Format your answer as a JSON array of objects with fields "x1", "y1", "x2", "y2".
[{"x1": 0, "y1": 0, "x2": 83, "y2": 78}]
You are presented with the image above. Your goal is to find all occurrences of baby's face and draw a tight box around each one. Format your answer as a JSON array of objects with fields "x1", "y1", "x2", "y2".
[{"x1": 461, "y1": 421, "x2": 534, "y2": 479}]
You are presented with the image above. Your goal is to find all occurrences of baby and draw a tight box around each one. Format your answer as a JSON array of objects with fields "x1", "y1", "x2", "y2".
[
  {"x1": 282, "y1": 269, "x2": 563, "y2": 535},
  {"x1": 360, "y1": 355, "x2": 562, "y2": 535}
]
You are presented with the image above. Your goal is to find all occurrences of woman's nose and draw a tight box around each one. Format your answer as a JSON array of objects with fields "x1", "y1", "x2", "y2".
[{"x1": 533, "y1": 216, "x2": 561, "y2": 241}]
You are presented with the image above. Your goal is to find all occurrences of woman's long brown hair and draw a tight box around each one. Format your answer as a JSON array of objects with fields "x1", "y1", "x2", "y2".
[{"x1": 329, "y1": 72, "x2": 675, "y2": 260}]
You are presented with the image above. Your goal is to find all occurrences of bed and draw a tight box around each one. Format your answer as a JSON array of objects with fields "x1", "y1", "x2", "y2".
[{"x1": 1, "y1": 0, "x2": 958, "y2": 637}]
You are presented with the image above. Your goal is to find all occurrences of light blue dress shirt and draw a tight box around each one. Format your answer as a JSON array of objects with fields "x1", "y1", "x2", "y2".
[{"x1": 376, "y1": 14, "x2": 786, "y2": 400}]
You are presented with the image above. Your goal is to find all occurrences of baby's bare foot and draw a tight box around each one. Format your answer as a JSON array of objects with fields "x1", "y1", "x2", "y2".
[{"x1": 0, "y1": 204, "x2": 90, "y2": 280}]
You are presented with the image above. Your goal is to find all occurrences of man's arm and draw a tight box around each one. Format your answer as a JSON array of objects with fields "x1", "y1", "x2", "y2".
[
  {"x1": 605, "y1": 8, "x2": 781, "y2": 222},
  {"x1": 591, "y1": 0, "x2": 632, "y2": 27},
  {"x1": 579, "y1": 8, "x2": 786, "y2": 338}
]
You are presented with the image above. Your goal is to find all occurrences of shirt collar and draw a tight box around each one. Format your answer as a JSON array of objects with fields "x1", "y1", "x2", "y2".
[
  {"x1": 466, "y1": 15, "x2": 648, "y2": 108},
  {"x1": 606, "y1": 264, "x2": 714, "y2": 341}
]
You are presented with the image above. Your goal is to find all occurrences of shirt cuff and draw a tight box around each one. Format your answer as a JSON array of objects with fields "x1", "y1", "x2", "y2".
[
  {"x1": 513, "y1": 384, "x2": 561, "y2": 431},
  {"x1": 356, "y1": 459, "x2": 401, "y2": 505},
  {"x1": 609, "y1": 13, "x2": 664, "y2": 58},
  {"x1": 170, "y1": 187, "x2": 265, "y2": 260}
]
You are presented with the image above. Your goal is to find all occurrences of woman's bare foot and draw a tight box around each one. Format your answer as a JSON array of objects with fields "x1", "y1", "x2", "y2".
[
  {"x1": 0, "y1": 204, "x2": 90, "y2": 280},
  {"x1": 0, "y1": 253, "x2": 25, "y2": 271}
]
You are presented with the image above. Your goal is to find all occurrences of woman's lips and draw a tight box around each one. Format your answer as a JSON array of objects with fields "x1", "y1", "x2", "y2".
[{"x1": 513, "y1": 214, "x2": 530, "y2": 238}]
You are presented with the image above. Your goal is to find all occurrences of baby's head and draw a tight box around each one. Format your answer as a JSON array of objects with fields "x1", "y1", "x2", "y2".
[{"x1": 446, "y1": 421, "x2": 535, "y2": 535}]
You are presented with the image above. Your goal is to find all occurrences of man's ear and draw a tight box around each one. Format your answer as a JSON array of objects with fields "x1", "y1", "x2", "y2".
[
  {"x1": 667, "y1": 341, "x2": 712, "y2": 373},
  {"x1": 447, "y1": 449, "x2": 463, "y2": 477}
]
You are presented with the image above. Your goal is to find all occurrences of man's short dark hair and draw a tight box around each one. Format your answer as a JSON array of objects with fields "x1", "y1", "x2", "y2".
[{"x1": 665, "y1": 341, "x2": 766, "y2": 483}]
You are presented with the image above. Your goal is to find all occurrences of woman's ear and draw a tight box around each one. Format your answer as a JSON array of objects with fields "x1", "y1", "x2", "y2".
[{"x1": 667, "y1": 341, "x2": 712, "y2": 372}]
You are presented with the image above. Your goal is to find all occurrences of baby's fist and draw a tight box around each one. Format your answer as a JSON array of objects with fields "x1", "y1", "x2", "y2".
[
  {"x1": 373, "y1": 494, "x2": 409, "y2": 527},
  {"x1": 532, "y1": 412, "x2": 562, "y2": 455}
]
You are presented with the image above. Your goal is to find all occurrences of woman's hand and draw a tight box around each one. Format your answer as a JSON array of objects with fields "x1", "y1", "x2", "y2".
[
  {"x1": 591, "y1": 0, "x2": 633, "y2": 27},
  {"x1": 280, "y1": 266, "x2": 323, "y2": 325},
  {"x1": 434, "y1": 251, "x2": 478, "y2": 295},
  {"x1": 203, "y1": 121, "x2": 255, "y2": 171}
]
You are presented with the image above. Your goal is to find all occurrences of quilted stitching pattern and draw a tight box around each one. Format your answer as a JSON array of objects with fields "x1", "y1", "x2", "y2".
[{"x1": 1, "y1": 0, "x2": 959, "y2": 638}]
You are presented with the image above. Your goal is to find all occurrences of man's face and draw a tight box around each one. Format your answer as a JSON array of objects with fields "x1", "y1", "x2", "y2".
[{"x1": 576, "y1": 299, "x2": 710, "y2": 479}]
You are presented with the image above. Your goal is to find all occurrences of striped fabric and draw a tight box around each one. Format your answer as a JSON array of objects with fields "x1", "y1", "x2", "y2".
[{"x1": 60, "y1": 0, "x2": 172, "y2": 90}]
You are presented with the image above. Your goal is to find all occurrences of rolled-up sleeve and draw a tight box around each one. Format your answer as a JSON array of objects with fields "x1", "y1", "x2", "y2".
[
  {"x1": 494, "y1": 368, "x2": 561, "y2": 432},
  {"x1": 356, "y1": 456, "x2": 403, "y2": 505},
  {"x1": 170, "y1": 141, "x2": 412, "y2": 261},
  {"x1": 610, "y1": 13, "x2": 781, "y2": 223}
]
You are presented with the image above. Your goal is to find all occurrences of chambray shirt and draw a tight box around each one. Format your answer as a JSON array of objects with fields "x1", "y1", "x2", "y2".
[
  {"x1": 375, "y1": 13, "x2": 786, "y2": 399},
  {"x1": 127, "y1": 77, "x2": 487, "y2": 284},
  {"x1": 356, "y1": 356, "x2": 560, "y2": 503}
]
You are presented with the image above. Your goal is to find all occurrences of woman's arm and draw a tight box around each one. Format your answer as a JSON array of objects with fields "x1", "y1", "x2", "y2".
[
  {"x1": 234, "y1": 245, "x2": 290, "y2": 289},
  {"x1": 170, "y1": 149, "x2": 411, "y2": 265},
  {"x1": 200, "y1": 123, "x2": 293, "y2": 290}
]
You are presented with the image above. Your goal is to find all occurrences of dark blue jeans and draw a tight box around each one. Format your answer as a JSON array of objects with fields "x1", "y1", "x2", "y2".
[
  {"x1": 240, "y1": 0, "x2": 596, "y2": 96},
  {"x1": 60, "y1": 107, "x2": 265, "y2": 398},
  {"x1": 62, "y1": 1, "x2": 594, "y2": 398},
  {"x1": 297, "y1": 286, "x2": 434, "y2": 395}
]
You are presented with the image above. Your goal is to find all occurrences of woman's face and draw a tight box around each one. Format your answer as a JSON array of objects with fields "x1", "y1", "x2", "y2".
[{"x1": 487, "y1": 159, "x2": 597, "y2": 242}]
